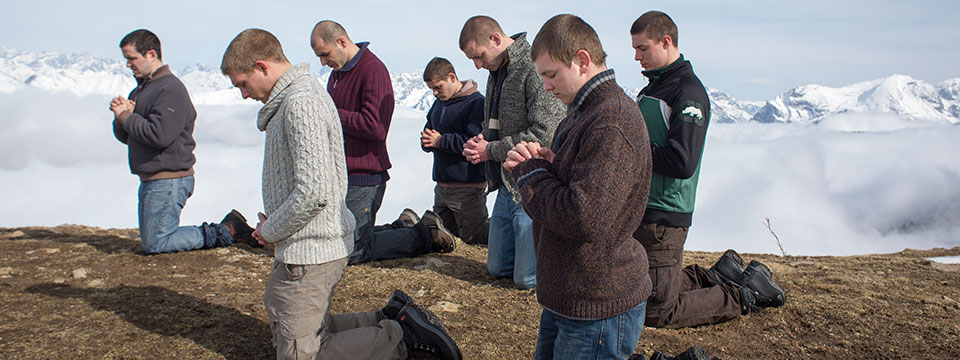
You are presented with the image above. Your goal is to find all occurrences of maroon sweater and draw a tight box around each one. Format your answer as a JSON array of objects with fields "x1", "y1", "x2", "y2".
[
  {"x1": 327, "y1": 42, "x2": 395, "y2": 185},
  {"x1": 512, "y1": 70, "x2": 653, "y2": 320}
]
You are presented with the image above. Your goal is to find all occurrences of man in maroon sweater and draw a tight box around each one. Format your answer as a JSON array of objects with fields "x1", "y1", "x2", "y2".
[{"x1": 310, "y1": 20, "x2": 455, "y2": 264}]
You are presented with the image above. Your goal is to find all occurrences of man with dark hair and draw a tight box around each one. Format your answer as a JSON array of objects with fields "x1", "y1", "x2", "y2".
[
  {"x1": 459, "y1": 15, "x2": 565, "y2": 289},
  {"x1": 420, "y1": 57, "x2": 489, "y2": 245},
  {"x1": 508, "y1": 14, "x2": 651, "y2": 358},
  {"x1": 222, "y1": 28, "x2": 461, "y2": 360},
  {"x1": 310, "y1": 20, "x2": 456, "y2": 265},
  {"x1": 109, "y1": 28, "x2": 256, "y2": 255},
  {"x1": 630, "y1": 10, "x2": 785, "y2": 329}
]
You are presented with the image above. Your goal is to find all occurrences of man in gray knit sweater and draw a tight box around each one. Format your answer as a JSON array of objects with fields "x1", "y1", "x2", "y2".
[
  {"x1": 221, "y1": 29, "x2": 460, "y2": 360},
  {"x1": 459, "y1": 16, "x2": 565, "y2": 290}
]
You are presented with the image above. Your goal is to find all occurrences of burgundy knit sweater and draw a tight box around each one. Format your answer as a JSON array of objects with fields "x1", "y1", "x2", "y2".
[
  {"x1": 327, "y1": 43, "x2": 395, "y2": 185},
  {"x1": 512, "y1": 70, "x2": 653, "y2": 320}
]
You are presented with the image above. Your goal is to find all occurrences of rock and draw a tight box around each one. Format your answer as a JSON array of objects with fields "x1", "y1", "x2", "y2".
[
  {"x1": 0, "y1": 267, "x2": 13, "y2": 276},
  {"x1": 215, "y1": 248, "x2": 231, "y2": 255},
  {"x1": 789, "y1": 260, "x2": 816, "y2": 267},
  {"x1": 426, "y1": 258, "x2": 449, "y2": 268},
  {"x1": 428, "y1": 301, "x2": 461, "y2": 313},
  {"x1": 72, "y1": 269, "x2": 88, "y2": 279},
  {"x1": 1, "y1": 230, "x2": 25, "y2": 238},
  {"x1": 943, "y1": 295, "x2": 956, "y2": 303},
  {"x1": 87, "y1": 279, "x2": 104, "y2": 287},
  {"x1": 41, "y1": 248, "x2": 60, "y2": 254},
  {"x1": 52, "y1": 278, "x2": 66, "y2": 284}
]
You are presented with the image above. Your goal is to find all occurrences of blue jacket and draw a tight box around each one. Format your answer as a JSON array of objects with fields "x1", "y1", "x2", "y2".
[{"x1": 421, "y1": 80, "x2": 486, "y2": 183}]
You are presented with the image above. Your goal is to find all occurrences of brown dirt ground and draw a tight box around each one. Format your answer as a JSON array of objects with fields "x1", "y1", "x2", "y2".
[{"x1": 0, "y1": 225, "x2": 958, "y2": 359}]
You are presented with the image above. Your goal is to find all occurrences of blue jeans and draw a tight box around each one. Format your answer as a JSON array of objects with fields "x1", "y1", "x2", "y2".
[
  {"x1": 535, "y1": 302, "x2": 647, "y2": 360},
  {"x1": 487, "y1": 188, "x2": 536, "y2": 289},
  {"x1": 138, "y1": 176, "x2": 230, "y2": 254},
  {"x1": 345, "y1": 183, "x2": 430, "y2": 264}
]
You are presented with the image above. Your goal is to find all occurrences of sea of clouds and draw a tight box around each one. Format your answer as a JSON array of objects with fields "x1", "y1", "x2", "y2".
[{"x1": 1, "y1": 88, "x2": 958, "y2": 256}]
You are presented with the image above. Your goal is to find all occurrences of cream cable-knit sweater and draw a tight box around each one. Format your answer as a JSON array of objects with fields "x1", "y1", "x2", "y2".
[{"x1": 256, "y1": 63, "x2": 355, "y2": 265}]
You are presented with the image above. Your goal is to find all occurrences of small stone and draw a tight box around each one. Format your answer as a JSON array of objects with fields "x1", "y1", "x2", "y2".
[
  {"x1": 428, "y1": 301, "x2": 461, "y2": 313},
  {"x1": 1, "y1": 230, "x2": 25, "y2": 238},
  {"x1": 0, "y1": 267, "x2": 13, "y2": 276},
  {"x1": 215, "y1": 248, "x2": 231, "y2": 255},
  {"x1": 72, "y1": 269, "x2": 88, "y2": 279},
  {"x1": 87, "y1": 279, "x2": 104, "y2": 287},
  {"x1": 789, "y1": 260, "x2": 815, "y2": 267},
  {"x1": 425, "y1": 258, "x2": 449, "y2": 268},
  {"x1": 52, "y1": 278, "x2": 66, "y2": 284},
  {"x1": 41, "y1": 248, "x2": 60, "y2": 254},
  {"x1": 943, "y1": 295, "x2": 956, "y2": 303}
]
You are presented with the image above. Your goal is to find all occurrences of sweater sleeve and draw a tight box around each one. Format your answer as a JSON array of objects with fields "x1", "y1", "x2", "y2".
[
  {"x1": 112, "y1": 118, "x2": 129, "y2": 144},
  {"x1": 512, "y1": 126, "x2": 645, "y2": 243},
  {"x1": 436, "y1": 96, "x2": 485, "y2": 156},
  {"x1": 651, "y1": 79, "x2": 710, "y2": 179},
  {"x1": 259, "y1": 96, "x2": 333, "y2": 243},
  {"x1": 122, "y1": 86, "x2": 194, "y2": 149},
  {"x1": 487, "y1": 70, "x2": 564, "y2": 162},
  {"x1": 337, "y1": 67, "x2": 394, "y2": 142}
]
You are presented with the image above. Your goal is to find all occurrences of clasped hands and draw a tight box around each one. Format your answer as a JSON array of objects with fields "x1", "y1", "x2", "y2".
[
  {"x1": 503, "y1": 140, "x2": 554, "y2": 171},
  {"x1": 109, "y1": 96, "x2": 135, "y2": 119}
]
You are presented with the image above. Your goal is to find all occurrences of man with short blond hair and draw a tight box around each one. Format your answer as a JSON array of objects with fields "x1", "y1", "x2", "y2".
[
  {"x1": 630, "y1": 10, "x2": 785, "y2": 329},
  {"x1": 506, "y1": 14, "x2": 652, "y2": 358},
  {"x1": 459, "y1": 15, "x2": 564, "y2": 289},
  {"x1": 311, "y1": 20, "x2": 456, "y2": 265},
  {"x1": 110, "y1": 28, "x2": 255, "y2": 255},
  {"x1": 420, "y1": 57, "x2": 488, "y2": 245},
  {"x1": 221, "y1": 28, "x2": 461, "y2": 360}
]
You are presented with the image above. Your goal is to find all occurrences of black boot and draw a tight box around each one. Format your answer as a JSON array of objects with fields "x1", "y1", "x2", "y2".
[
  {"x1": 710, "y1": 249, "x2": 745, "y2": 285},
  {"x1": 738, "y1": 260, "x2": 785, "y2": 308},
  {"x1": 221, "y1": 209, "x2": 260, "y2": 248},
  {"x1": 397, "y1": 304, "x2": 462, "y2": 360},
  {"x1": 380, "y1": 289, "x2": 414, "y2": 320}
]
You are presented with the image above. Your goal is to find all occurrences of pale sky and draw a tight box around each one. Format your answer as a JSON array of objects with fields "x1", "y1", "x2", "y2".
[{"x1": 2, "y1": 0, "x2": 958, "y2": 100}]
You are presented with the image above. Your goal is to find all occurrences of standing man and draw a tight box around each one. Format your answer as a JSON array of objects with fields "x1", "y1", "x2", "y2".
[
  {"x1": 221, "y1": 28, "x2": 461, "y2": 360},
  {"x1": 110, "y1": 29, "x2": 255, "y2": 255},
  {"x1": 421, "y1": 57, "x2": 489, "y2": 245},
  {"x1": 310, "y1": 20, "x2": 455, "y2": 265},
  {"x1": 506, "y1": 14, "x2": 652, "y2": 358},
  {"x1": 630, "y1": 11, "x2": 785, "y2": 329},
  {"x1": 459, "y1": 15, "x2": 565, "y2": 289}
]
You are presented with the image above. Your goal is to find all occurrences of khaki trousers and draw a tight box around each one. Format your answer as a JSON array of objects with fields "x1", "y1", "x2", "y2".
[
  {"x1": 264, "y1": 258, "x2": 406, "y2": 359},
  {"x1": 635, "y1": 222, "x2": 742, "y2": 328}
]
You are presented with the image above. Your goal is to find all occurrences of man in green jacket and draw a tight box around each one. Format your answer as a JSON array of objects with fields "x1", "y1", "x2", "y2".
[{"x1": 630, "y1": 11, "x2": 786, "y2": 328}]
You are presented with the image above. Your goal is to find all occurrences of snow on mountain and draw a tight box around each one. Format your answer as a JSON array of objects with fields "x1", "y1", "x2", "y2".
[
  {"x1": 751, "y1": 75, "x2": 960, "y2": 124},
  {"x1": 2, "y1": 47, "x2": 957, "y2": 125}
]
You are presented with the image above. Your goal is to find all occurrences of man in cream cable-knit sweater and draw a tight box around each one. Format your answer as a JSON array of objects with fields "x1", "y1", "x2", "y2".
[{"x1": 221, "y1": 29, "x2": 461, "y2": 360}]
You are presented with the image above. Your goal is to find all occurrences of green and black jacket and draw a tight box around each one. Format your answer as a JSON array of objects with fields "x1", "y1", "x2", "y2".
[{"x1": 636, "y1": 55, "x2": 710, "y2": 228}]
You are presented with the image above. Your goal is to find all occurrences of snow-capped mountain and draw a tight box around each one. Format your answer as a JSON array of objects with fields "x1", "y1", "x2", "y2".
[
  {"x1": 2, "y1": 47, "x2": 957, "y2": 125},
  {"x1": 751, "y1": 75, "x2": 960, "y2": 124}
]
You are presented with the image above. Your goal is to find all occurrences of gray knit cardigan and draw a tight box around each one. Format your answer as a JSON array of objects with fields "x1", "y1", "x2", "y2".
[{"x1": 256, "y1": 63, "x2": 356, "y2": 265}]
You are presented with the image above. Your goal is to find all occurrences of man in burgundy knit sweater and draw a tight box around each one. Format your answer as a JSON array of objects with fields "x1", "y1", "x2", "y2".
[{"x1": 310, "y1": 20, "x2": 455, "y2": 265}]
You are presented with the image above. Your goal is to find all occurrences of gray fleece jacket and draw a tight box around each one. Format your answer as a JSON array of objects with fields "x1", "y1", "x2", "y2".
[
  {"x1": 256, "y1": 63, "x2": 356, "y2": 265},
  {"x1": 482, "y1": 32, "x2": 565, "y2": 201}
]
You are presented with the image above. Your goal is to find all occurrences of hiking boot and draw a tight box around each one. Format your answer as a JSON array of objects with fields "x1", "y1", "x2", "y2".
[
  {"x1": 739, "y1": 285, "x2": 758, "y2": 315},
  {"x1": 738, "y1": 260, "x2": 785, "y2": 308},
  {"x1": 397, "y1": 304, "x2": 462, "y2": 360},
  {"x1": 710, "y1": 249, "x2": 746, "y2": 285},
  {"x1": 421, "y1": 210, "x2": 456, "y2": 253},
  {"x1": 381, "y1": 289, "x2": 415, "y2": 320},
  {"x1": 221, "y1": 209, "x2": 260, "y2": 248},
  {"x1": 397, "y1": 208, "x2": 420, "y2": 227}
]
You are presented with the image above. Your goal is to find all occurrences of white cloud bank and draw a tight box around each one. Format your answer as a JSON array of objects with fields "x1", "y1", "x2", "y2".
[{"x1": 1, "y1": 92, "x2": 957, "y2": 256}]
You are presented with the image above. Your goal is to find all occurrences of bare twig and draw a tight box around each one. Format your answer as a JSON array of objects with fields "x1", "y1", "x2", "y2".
[{"x1": 764, "y1": 217, "x2": 786, "y2": 256}]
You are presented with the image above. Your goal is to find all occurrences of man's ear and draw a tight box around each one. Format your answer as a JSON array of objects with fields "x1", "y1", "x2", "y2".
[
  {"x1": 336, "y1": 37, "x2": 349, "y2": 49},
  {"x1": 490, "y1": 32, "x2": 501, "y2": 47},
  {"x1": 661, "y1": 35, "x2": 674, "y2": 49},
  {"x1": 145, "y1": 49, "x2": 158, "y2": 61},
  {"x1": 446, "y1": 72, "x2": 458, "y2": 83},
  {"x1": 254, "y1": 60, "x2": 269, "y2": 75},
  {"x1": 574, "y1": 49, "x2": 592, "y2": 73}
]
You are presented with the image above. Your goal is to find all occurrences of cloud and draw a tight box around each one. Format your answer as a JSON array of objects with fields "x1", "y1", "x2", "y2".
[{"x1": 739, "y1": 77, "x2": 779, "y2": 85}]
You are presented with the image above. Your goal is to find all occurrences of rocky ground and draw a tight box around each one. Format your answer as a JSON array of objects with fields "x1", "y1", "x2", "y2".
[{"x1": 1, "y1": 225, "x2": 958, "y2": 359}]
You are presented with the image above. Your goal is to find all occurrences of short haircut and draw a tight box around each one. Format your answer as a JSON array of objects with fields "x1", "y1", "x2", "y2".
[
  {"x1": 530, "y1": 14, "x2": 606, "y2": 66},
  {"x1": 459, "y1": 15, "x2": 504, "y2": 50},
  {"x1": 119, "y1": 29, "x2": 162, "y2": 61},
  {"x1": 423, "y1": 57, "x2": 456, "y2": 82},
  {"x1": 220, "y1": 28, "x2": 289, "y2": 75},
  {"x1": 311, "y1": 20, "x2": 350, "y2": 45},
  {"x1": 630, "y1": 11, "x2": 679, "y2": 47}
]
